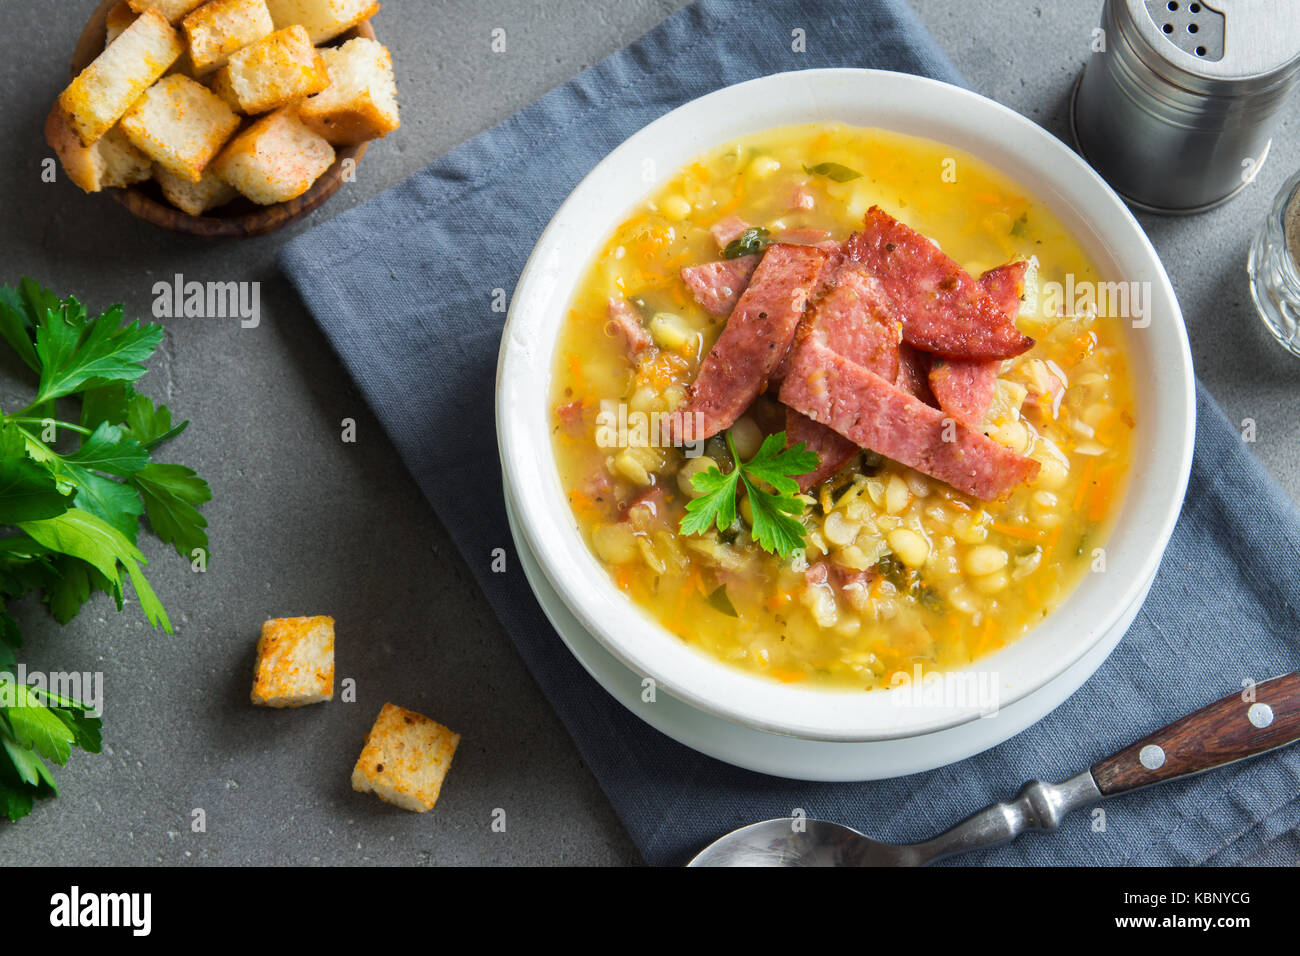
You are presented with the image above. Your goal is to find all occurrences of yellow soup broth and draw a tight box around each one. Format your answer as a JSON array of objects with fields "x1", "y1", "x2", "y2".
[{"x1": 549, "y1": 123, "x2": 1136, "y2": 690}]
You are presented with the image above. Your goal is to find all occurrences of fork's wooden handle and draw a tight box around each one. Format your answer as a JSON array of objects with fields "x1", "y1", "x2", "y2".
[{"x1": 1091, "y1": 672, "x2": 1300, "y2": 796}]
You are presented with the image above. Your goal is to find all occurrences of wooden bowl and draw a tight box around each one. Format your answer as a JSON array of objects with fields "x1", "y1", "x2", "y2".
[{"x1": 69, "y1": 0, "x2": 373, "y2": 239}]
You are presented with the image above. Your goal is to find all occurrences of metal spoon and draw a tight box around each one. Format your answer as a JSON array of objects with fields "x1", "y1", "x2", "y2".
[{"x1": 690, "y1": 672, "x2": 1300, "y2": 866}]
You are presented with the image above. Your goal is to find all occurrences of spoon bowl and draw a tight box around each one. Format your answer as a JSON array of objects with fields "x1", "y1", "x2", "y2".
[{"x1": 688, "y1": 818, "x2": 921, "y2": 867}]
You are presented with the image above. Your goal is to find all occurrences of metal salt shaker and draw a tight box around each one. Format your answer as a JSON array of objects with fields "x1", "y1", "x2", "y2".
[{"x1": 1071, "y1": 0, "x2": 1300, "y2": 214}]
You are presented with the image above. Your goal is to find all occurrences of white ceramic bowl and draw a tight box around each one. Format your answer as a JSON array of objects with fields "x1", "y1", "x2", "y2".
[{"x1": 497, "y1": 69, "x2": 1194, "y2": 743}]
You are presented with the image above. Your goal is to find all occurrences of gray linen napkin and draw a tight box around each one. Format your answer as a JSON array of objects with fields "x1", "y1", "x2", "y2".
[{"x1": 281, "y1": 0, "x2": 1300, "y2": 865}]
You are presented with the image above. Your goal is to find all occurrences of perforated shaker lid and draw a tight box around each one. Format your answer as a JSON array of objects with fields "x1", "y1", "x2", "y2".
[{"x1": 1118, "y1": 0, "x2": 1300, "y2": 97}]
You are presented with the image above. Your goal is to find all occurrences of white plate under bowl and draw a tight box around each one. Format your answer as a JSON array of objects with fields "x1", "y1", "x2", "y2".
[
  {"x1": 497, "y1": 68, "x2": 1194, "y2": 743},
  {"x1": 505, "y1": 480, "x2": 1153, "y2": 781}
]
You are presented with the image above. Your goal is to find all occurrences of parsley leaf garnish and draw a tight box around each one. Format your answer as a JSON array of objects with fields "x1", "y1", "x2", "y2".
[
  {"x1": 0, "y1": 278, "x2": 210, "y2": 821},
  {"x1": 680, "y1": 430, "x2": 818, "y2": 560},
  {"x1": 32, "y1": 300, "x2": 162, "y2": 406},
  {"x1": 803, "y1": 162, "x2": 863, "y2": 183},
  {"x1": 132, "y1": 463, "x2": 211, "y2": 559},
  {"x1": 722, "y1": 226, "x2": 773, "y2": 260},
  {"x1": 0, "y1": 424, "x2": 71, "y2": 523},
  {"x1": 706, "y1": 584, "x2": 739, "y2": 617}
]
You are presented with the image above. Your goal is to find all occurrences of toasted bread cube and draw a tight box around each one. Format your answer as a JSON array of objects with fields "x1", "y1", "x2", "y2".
[
  {"x1": 211, "y1": 107, "x2": 334, "y2": 203},
  {"x1": 183, "y1": 0, "x2": 274, "y2": 74},
  {"x1": 265, "y1": 0, "x2": 378, "y2": 44},
  {"x1": 119, "y1": 74, "x2": 240, "y2": 181},
  {"x1": 106, "y1": 1, "x2": 138, "y2": 45},
  {"x1": 210, "y1": 26, "x2": 328, "y2": 114},
  {"x1": 155, "y1": 164, "x2": 239, "y2": 214},
  {"x1": 45, "y1": 105, "x2": 152, "y2": 194},
  {"x1": 250, "y1": 616, "x2": 334, "y2": 707},
  {"x1": 351, "y1": 703, "x2": 459, "y2": 812},
  {"x1": 300, "y1": 37, "x2": 397, "y2": 145},
  {"x1": 59, "y1": 9, "x2": 183, "y2": 147},
  {"x1": 127, "y1": 0, "x2": 206, "y2": 23},
  {"x1": 115, "y1": 8, "x2": 194, "y2": 78}
]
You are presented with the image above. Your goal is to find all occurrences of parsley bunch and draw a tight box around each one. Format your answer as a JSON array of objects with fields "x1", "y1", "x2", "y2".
[
  {"x1": 679, "y1": 430, "x2": 818, "y2": 559},
  {"x1": 0, "y1": 278, "x2": 211, "y2": 821}
]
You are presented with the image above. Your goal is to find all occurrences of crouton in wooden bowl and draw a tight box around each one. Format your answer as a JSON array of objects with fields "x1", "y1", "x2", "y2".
[{"x1": 63, "y1": 0, "x2": 393, "y2": 238}]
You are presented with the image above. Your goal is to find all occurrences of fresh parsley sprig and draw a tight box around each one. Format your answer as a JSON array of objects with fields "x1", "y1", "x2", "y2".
[
  {"x1": 0, "y1": 675, "x2": 102, "y2": 824},
  {"x1": 0, "y1": 278, "x2": 211, "y2": 821},
  {"x1": 679, "y1": 430, "x2": 818, "y2": 560}
]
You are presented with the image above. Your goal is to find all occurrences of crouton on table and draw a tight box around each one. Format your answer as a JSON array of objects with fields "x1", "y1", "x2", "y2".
[
  {"x1": 351, "y1": 703, "x2": 460, "y2": 813},
  {"x1": 250, "y1": 615, "x2": 335, "y2": 707},
  {"x1": 183, "y1": 0, "x2": 274, "y2": 74},
  {"x1": 155, "y1": 164, "x2": 240, "y2": 215},
  {"x1": 264, "y1": 0, "x2": 379, "y2": 45},
  {"x1": 119, "y1": 74, "x2": 240, "y2": 181},
  {"x1": 211, "y1": 106, "x2": 335, "y2": 204},
  {"x1": 45, "y1": 105, "x2": 151, "y2": 194},
  {"x1": 60, "y1": 8, "x2": 183, "y2": 146},
  {"x1": 300, "y1": 36, "x2": 398, "y2": 145},
  {"x1": 211, "y1": 24, "x2": 328, "y2": 114}
]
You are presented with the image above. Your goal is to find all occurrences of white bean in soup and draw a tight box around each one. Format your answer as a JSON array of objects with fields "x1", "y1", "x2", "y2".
[{"x1": 550, "y1": 123, "x2": 1135, "y2": 690}]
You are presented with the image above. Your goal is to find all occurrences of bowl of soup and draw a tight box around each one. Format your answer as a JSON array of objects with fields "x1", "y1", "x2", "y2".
[{"x1": 497, "y1": 69, "x2": 1194, "y2": 742}]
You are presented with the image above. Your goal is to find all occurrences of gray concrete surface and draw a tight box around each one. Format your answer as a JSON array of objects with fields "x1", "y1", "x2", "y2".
[{"x1": 1, "y1": 0, "x2": 1296, "y2": 867}]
